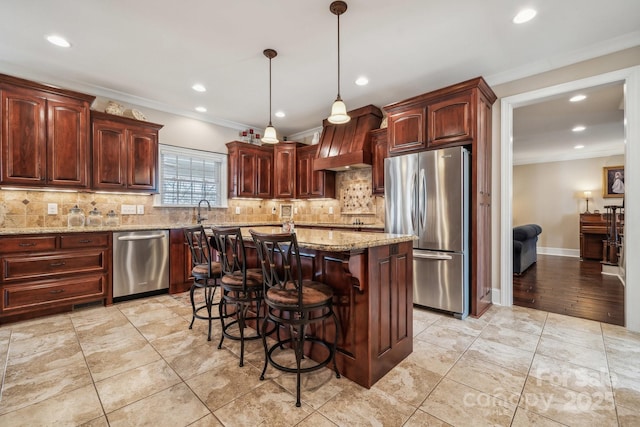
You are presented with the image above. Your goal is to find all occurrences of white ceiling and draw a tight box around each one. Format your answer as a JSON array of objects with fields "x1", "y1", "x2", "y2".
[{"x1": 1, "y1": 0, "x2": 639, "y2": 149}]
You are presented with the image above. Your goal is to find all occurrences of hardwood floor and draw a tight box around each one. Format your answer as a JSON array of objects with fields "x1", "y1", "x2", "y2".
[{"x1": 513, "y1": 254, "x2": 625, "y2": 326}]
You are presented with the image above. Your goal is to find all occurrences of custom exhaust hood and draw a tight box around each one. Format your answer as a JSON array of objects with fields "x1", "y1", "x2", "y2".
[{"x1": 313, "y1": 105, "x2": 383, "y2": 171}]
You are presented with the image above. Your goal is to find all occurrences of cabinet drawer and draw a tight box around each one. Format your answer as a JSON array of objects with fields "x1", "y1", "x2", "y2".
[
  {"x1": 2, "y1": 275, "x2": 106, "y2": 313},
  {"x1": 2, "y1": 250, "x2": 107, "y2": 282},
  {"x1": 60, "y1": 233, "x2": 110, "y2": 249},
  {"x1": 0, "y1": 236, "x2": 57, "y2": 254}
]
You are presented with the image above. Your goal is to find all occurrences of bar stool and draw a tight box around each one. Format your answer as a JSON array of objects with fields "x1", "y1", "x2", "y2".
[
  {"x1": 183, "y1": 225, "x2": 222, "y2": 341},
  {"x1": 212, "y1": 226, "x2": 264, "y2": 367},
  {"x1": 250, "y1": 229, "x2": 340, "y2": 407}
]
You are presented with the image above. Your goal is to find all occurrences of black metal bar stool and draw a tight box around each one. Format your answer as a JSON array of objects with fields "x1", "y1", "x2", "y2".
[
  {"x1": 250, "y1": 229, "x2": 340, "y2": 407},
  {"x1": 212, "y1": 226, "x2": 265, "y2": 367},
  {"x1": 183, "y1": 225, "x2": 223, "y2": 341}
]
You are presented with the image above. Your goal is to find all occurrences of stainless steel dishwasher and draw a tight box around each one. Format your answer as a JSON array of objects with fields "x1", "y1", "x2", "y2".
[{"x1": 113, "y1": 230, "x2": 169, "y2": 300}]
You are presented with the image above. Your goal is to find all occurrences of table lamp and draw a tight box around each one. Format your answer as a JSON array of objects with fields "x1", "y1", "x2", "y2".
[{"x1": 584, "y1": 191, "x2": 592, "y2": 213}]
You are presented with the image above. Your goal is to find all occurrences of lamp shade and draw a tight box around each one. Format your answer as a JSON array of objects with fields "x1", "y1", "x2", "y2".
[
  {"x1": 584, "y1": 191, "x2": 592, "y2": 198},
  {"x1": 261, "y1": 124, "x2": 279, "y2": 144},
  {"x1": 328, "y1": 98, "x2": 351, "y2": 124}
]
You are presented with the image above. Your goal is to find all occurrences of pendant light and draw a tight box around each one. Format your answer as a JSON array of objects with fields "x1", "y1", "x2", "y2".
[
  {"x1": 262, "y1": 48, "x2": 279, "y2": 144},
  {"x1": 328, "y1": 1, "x2": 350, "y2": 124}
]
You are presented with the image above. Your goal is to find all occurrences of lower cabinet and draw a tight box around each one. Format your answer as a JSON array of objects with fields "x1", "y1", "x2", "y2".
[
  {"x1": 169, "y1": 228, "x2": 193, "y2": 294},
  {"x1": 0, "y1": 232, "x2": 112, "y2": 323}
]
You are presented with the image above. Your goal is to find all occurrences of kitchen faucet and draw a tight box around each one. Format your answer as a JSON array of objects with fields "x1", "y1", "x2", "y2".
[{"x1": 196, "y1": 199, "x2": 211, "y2": 224}]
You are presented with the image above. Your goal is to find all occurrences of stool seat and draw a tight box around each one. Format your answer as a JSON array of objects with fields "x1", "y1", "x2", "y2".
[
  {"x1": 266, "y1": 280, "x2": 333, "y2": 307},
  {"x1": 220, "y1": 269, "x2": 263, "y2": 288},
  {"x1": 192, "y1": 262, "x2": 222, "y2": 277}
]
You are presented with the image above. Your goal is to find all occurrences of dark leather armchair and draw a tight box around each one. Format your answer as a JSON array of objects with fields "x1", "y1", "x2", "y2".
[{"x1": 513, "y1": 224, "x2": 542, "y2": 274}]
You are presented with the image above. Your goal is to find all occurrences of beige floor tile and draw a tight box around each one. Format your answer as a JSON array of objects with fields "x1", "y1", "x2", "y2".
[
  {"x1": 297, "y1": 412, "x2": 339, "y2": 427},
  {"x1": 186, "y1": 359, "x2": 264, "y2": 411},
  {"x1": 272, "y1": 365, "x2": 344, "y2": 409},
  {"x1": 374, "y1": 357, "x2": 443, "y2": 407},
  {"x1": 542, "y1": 322, "x2": 605, "y2": 350},
  {"x1": 106, "y1": 382, "x2": 210, "y2": 426},
  {"x1": 446, "y1": 353, "x2": 527, "y2": 402},
  {"x1": 408, "y1": 338, "x2": 463, "y2": 376},
  {"x1": 115, "y1": 298, "x2": 169, "y2": 317},
  {"x1": 70, "y1": 305, "x2": 129, "y2": 333},
  {"x1": 610, "y1": 369, "x2": 640, "y2": 411},
  {"x1": 433, "y1": 315, "x2": 487, "y2": 336},
  {"x1": 0, "y1": 383, "x2": 103, "y2": 427},
  {"x1": 420, "y1": 378, "x2": 516, "y2": 427},
  {"x1": 604, "y1": 335, "x2": 640, "y2": 380},
  {"x1": 617, "y1": 405, "x2": 640, "y2": 427},
  {"x1": 6, "y1": 337, "x2": 83, "y2": 375},
  {"x1": 121, "y1": 305, "x2": 184, "y2": 328},
  {"x1": 529, "y1": 353, "x2": 611, "y2": 395},
  {"x1": 465, "y1": 337, "x2": 534, "y2": 374},
  {"x1": 187, "y1": 413, "x2": 224, "y2": 426},
  {"x1": 95, "y1": 359, "x2": 181, "y2": 413},
  {"x1": 536, "y1": 335, "x2": 608, "y2": 372},
  {"x1": 7, "y1": 314, "x2": 74, "y2": 341},
  {"x1": 79, "y1": 415, "x2": 109, "y2": 427},
  {"x1": 403, "y1": 409, "x2": 452, "y2": 426},
  {"x1": 412, "y1": 308, "x2": 444, "y2": 336},
  {"x1": 415, "y1": 322, "x2": 478, "y2": 352},
  {"x1": 77, "y1": 323, "x2": 146, "y2": 354},
  {"x1": 488, "y1": 308, "x2": 546, "y2": 336},
  {"x1": 319, "y1": 380, "x2": 416, "y2": 427},
  {"x1": 479, "y1": 323, "x2": 540, "y2": 352},
  {"x1": 0, "y1": 352, "x2": 92, "y2": 415},
  {"x1": 0, "y1": 329, "x2": 10, "y2": 382},
  {"x1": 165, "y1": 340, "x2": 237, "y2": 380},
  {"x1": 545, "y1": 312, "x2": 602, "y2": 335},
  {"x1": 602, "y1": 323, "x2": 640, "y2": 344},
  {"x1": 135, "y1": 313, "x2": 191, "y2": 341},
  {"x1": 214, "y1": 380, "x2": 313, "y2": 426},
  {"x1": 7, "y1": 328, "x2": 77, "y2": 360},
  {"x1": 520, "y1": 376, "x2": 617, "y2": 426},
  {"x1": 84, "y1": 338, "x2": 162, "y2": 382},
  {"x1": 511, "y1": 407, "x2": 566, "y2": 426}
]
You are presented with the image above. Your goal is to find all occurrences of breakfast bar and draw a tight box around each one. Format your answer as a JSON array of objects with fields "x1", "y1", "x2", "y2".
[{"x1": 242, "y1": 226, "x2": 415, "y2": 388}]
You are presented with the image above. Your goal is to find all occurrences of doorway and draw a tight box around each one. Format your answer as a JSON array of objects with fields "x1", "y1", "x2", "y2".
[{"x1": 499, "y1": 66, "x2": 640, "y2": 331}]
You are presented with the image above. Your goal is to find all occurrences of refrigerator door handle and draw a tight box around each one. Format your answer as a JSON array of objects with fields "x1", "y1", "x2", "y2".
[
  {"x1": 410, "y1": 172, "x2": 417, "y2": 231},
  {"x1": 419, "y1": 168, "x2": 427, "y2": 229},
  {"x1": 413, "y1": 251, "x2": 453, "y2": 260}
]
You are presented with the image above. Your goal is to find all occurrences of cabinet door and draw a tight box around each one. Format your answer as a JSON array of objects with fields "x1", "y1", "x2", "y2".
[
  {"x1": 428, "y1": 91, "x2": 472, "y2": 147},
  {"x1": 296, "y1": 148, "x2": 312, "y2": 198},
  {"x1": 273, "y1": 143, "x2": 296, "y2": 199},
  {"x1": 46, "y1": 96, "x2": 90, "y2": 188},
  {"x1": 127, "y1": 127, "x2": 158, "y2": 191},
  {"x1": 371, "y1": 129, "x2": 388, "y2": 195},
  {"x1": 295, "y1": 144, "x2": 335, "y2": 199},
  {"x1": 238, "y1": 148, "x2": 258, "y2": 197},
  {"x1": 255, "y1": 150, "x2": 273, "y2": 198},
  {"x1": 1, "y1": 86, "x2": 47, "y2": 184},
  {"x1": 387, "y1": 106, "x2": 426, "y2": 154},
  {"x1": 92, "y1": 120, "x2": 127, "y2": 190}
]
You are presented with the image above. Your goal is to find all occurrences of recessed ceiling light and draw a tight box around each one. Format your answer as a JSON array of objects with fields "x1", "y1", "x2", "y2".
[
  {"x1": 192, "y1": 83, "x2": 206, "y2": 92},
  {"x1": 275, "y1": 111, "x2": 286, "y2": 118},
  {"x1": 572, "y1": 125, "x2": 586, "y2": 132},
  {"x1": 355, "y1": 76, "x2": 369, "y2": 86},
  {"x1": 195, "y1": 106, "x2": 207, "y2": 113},
  {"x1": 574, "y1": 144, "x2": 585, "y2": 149},
  {"x1": 46, "y1": 35, "x2": 71, "y2": 48},
  {"x1": 513, "y1": 9, "x2": 537, "y2": 24},
  {"x1": 570, "y1": 94, "x2": 587, "y2": 102}
]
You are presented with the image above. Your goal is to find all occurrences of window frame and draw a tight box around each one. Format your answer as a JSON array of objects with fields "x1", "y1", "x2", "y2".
[{"x1": 154, "y1": 144, "x2": 228, "y2": 208}]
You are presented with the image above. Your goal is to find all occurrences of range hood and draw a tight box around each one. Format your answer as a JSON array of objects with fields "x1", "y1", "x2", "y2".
[{"x1": 313, "y1": 104, "x2": 383, "y2": 171}]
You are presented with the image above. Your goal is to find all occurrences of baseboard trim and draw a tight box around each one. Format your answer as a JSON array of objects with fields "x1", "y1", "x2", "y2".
[{"x1": 538, "y1": 247, "x2": 580, "y2": 258}]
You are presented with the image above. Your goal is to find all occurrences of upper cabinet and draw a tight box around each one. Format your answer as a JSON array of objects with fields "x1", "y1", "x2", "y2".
[
  {"x1": 370, "y1": 128, "x2": 388, "y2": 195},
  {"x1": 273, "y1": 142, "x2": 298, "y2": 199},
  {"x1": 227, "y1": 141, "x2": 273, "y2": 198},
  {"x1": 296, "y1": 144, "x2": 335, "y2": 199},
  {"x1": 428, "y1": 91, "x2": 472, "y2": 147},
  {"x1": 0, "y1": 74, "x2": 95, "y2": 188},
  {"x1": 386, "y1": 106, "x2": 426, "y2": 154},
  {"x1": 91, "y1": 111, "x2": 163, "y2": 192}
]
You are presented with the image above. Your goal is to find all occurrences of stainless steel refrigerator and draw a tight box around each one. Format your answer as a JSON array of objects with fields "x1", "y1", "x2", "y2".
[{"x1": 384, "y1": 146, "x2": 469, "y2": 318}]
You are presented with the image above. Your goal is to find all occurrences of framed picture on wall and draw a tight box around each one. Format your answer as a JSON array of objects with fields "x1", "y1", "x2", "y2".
[{"x1": 603, "y1": 165, "x2": 624, "y2": 198}]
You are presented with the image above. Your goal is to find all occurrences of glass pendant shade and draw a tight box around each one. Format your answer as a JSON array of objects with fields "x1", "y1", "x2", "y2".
[
  {"x1": 262, "y1": 123, "x2": 278, "y2": 144},
  {"x1": 328, "y1": 97, "x2": 350, "y2": 124}
]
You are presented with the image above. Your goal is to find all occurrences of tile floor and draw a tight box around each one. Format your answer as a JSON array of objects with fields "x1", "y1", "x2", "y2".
[{"x1": 1, "y1": 292, "x2": 639, "y2": 426}]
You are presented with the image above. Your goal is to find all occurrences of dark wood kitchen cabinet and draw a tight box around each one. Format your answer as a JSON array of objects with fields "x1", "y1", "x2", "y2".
[
  {"x1": 273, "y1": 142, "x2": 299, "y2": 199},
  {"x1": 91, "y1": 111, "x2": 163, "y2": 192},
  {"x1": 0, "y1": 232, "x2": 112, "y2": 324},
  {"x1": 296, "y1": 144, "x2": 335, "y2": 199},
  {"x1": 169, "y1": 229, "x2": 193, "y2": 294},
  {"x1": 0, "y1": 73, "x2": 95, "y2": 188},
  {"x1": 384, "y1": 77, "x2": 496, "y2": 317},
  {"x1": 226, "y1": 141, "x2": 273, "y2": 198},
  {"x1": 370, "y1": 128, "x2": 388, "y2": 195}
]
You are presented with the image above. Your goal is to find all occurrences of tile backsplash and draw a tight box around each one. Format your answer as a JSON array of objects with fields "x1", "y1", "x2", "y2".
[{"x1": 0, "y1": 169, "x2": 385, "y2": 229}]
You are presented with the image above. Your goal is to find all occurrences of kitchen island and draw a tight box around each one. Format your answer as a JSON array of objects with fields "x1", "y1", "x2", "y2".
[{"x1": 242, "y1": 226, "x2": 415, "y2": 388}]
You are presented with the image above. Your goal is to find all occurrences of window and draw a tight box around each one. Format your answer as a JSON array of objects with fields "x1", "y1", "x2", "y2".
[{"x1": 156, "y1": 144, "x2": 228, "y2": 207}]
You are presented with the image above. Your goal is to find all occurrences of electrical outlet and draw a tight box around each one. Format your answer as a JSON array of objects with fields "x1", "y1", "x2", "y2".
[
  {"x1": 235, "y1": 207, "x2": 241, "y2": 215},
  {"x1": 47, "y1": 203, "x2": 58, "y2": 215},
  {"x1": 136, "y1": 205, "x2": 144, "y2": 215},
  {"x1": 294, "y1": 207, "x2": 298, "y2": 215},
  {"x1": 328, "y1": 206, "x2": 334, "y2": 214},
  {"x1": 121, "y1": 204, "x2": 136, "y2": 215}
]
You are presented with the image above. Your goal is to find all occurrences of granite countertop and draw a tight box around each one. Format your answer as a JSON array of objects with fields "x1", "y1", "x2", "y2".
[{"x1": 242, "y1": 226, "x2": 415, "y2": 252}]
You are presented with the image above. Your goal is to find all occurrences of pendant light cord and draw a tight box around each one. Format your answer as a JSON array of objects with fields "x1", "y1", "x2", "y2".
[
  {"x1": 269, "y1": 55, "x2": 273, "y2": 125},
  {"x1": 336, "y1": 13, "x2": 341, "y2": 99}
]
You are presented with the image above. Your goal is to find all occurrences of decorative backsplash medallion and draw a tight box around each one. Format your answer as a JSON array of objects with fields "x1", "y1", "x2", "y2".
[{"x1": 341, "y1": 182, "x2": 374, "y2": 214}]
